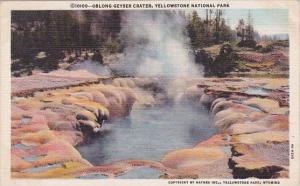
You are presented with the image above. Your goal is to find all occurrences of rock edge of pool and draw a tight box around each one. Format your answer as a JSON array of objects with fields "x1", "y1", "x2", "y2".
[{"x1": 11, "y1": 74, "x2": 289, "y2": 179}]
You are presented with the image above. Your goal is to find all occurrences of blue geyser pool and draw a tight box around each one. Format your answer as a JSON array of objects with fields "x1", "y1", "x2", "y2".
[{"x1": 77, "y1": 102, "x2": 215, "y2": 166}]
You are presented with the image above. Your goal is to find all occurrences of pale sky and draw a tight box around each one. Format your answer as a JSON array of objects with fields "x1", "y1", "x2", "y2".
[{"x1": 197, "y1": 9, "x2": 288, "y2": 35}]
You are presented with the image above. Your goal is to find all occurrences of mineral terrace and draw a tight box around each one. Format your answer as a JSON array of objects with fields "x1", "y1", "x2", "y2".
[{"x1": 11, "y1": 70, "x2": 289, "y2": 179}]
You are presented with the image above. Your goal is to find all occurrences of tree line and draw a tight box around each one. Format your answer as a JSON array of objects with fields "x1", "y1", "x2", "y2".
[
  {"x1": 11, "y1": 10, "x2": 238, "y2": 59},
  {"x1": 12, "y1": 10, "x2": 271, "y2": 77},
  {"x1": 186, "y1": 10, "x2": 236, "y2": 49},
  {"x1": 11, "y1": 10, "x2": 122, "y2": 59}
]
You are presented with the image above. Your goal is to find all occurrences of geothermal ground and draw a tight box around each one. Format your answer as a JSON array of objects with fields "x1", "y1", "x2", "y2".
[{"x1": 11, "y1": 71, "x2": 289, "y2": 179}]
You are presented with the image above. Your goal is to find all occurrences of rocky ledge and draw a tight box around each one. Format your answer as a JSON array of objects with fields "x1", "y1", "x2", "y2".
[
  {"x1": 11, "y1": 72, "x2": 171, "y2": 178},
  {"x1": 159, "y1": 77, "x2": 289, "y2": 179},
  {"x1": 11, "y1": 73, "x2": 289, "y2": 179}
]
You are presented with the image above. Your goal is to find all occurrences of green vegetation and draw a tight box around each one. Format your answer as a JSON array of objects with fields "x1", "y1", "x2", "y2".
[
  {"x1": 11, "y1": 11, "x2": 122, "y2": 75},
  {"x1": 12, "y1": 11, "x2": 122, "y2": 53},
  {"x1": 186, "y1": 10, "x2": 240, "y2": 77},
  {"x1": 195, "y1": 44, "x2": 238, "y2": 77},
  {"x1": 11, "y1": 10, "x2": 288, "y2": 77},
  {"x1": 186, "y1": 10, "x2": 235, "y2": 49}
]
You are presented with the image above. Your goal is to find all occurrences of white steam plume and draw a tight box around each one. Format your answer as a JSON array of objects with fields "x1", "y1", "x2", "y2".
[{"x1": 118, "y1": 11, "x2": 202, "y2": 78}]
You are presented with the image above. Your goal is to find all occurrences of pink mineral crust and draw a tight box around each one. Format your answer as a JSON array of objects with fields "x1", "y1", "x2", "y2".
[
  {"x1": 38, "y1": 70, "x2": 100, "y2": 79},
  {"x1": 11, "y1": 70, "x2": 106, "y2": 96},
  {"x1": 194, "y1": 134, "x2": 230, "y2": 147},
  {"x1": 239, "y1": 50, "x2": 288, "y2": 64},
  {"x1": 10, "y1": 77, "x2": 289, "y2": 179},
  {"x1": 73, "y1": 159, "x2": 167, "y2": 178},
  {"x1": 11, "y1": 148, "x2": 31, "y2": 158},
  {"x1": 11, "y1": 77, "x2": 139, "y2": 177}
]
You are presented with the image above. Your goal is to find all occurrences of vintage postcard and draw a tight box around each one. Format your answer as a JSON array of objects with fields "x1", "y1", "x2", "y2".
[{"x1": 0, "y1": 1, "x2": 299, "y2": 186}]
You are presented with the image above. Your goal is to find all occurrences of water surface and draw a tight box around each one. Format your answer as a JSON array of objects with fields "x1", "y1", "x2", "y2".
[{"x1": 77, "y1": 103, "x2": 215, "y2": 166}]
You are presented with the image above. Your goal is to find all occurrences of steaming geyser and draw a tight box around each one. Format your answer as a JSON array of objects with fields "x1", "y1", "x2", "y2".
[
  {"x1": 76, "y1": 13, "x2": 212, "y2": 171},
  {"x1": 119, "y1": 11, "x2": 200, "y2": 78}
]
